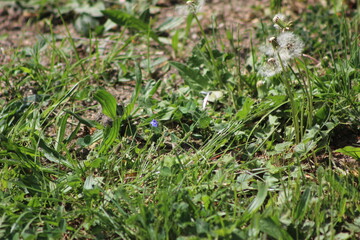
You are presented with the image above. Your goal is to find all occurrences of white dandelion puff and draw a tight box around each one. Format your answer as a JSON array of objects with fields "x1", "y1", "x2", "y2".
[
  {"x1": 277, "y1": 32, "x2": 304, "y2": 60},
  {"x1": 260, "y1": 32, "x2": 304, "y2": 62},
  {"x1": 258, "y1": 15, "x2": 305, "y2": 78},
  {"x1": 259, "y1": 43, "x2": 276, "y2": 57},
  {"x1": 258, "y1": 57, "x2": 286, "y2": 77}
]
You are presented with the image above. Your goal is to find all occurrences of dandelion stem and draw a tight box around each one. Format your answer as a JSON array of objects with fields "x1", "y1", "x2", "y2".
[{"x1": 277, "y1": 53, "x2": 300, "y2": 144}]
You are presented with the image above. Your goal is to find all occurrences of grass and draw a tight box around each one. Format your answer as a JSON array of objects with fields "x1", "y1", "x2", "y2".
[{"x1": 0, "y1": 0, "x2": 359, "y2": 239}]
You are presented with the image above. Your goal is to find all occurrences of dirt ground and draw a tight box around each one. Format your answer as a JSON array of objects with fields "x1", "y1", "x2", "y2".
[{"x1": 0, "y1": 0, "x2": 309, "y2": 63}]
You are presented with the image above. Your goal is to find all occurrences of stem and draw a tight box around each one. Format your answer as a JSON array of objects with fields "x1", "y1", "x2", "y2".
[
  {"x1": 301, "y1": 58, "x2": 314, "y2": 128},
  {"x1": 277, "y1": 53, "x2": 300, "y2": 144},
  {"x1": 301, "y1": 53, "x2": 320, "y2": 65}
]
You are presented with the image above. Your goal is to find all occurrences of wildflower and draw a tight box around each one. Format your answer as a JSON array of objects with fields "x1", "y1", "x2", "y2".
[
  {"x1": 176, "y1": 0, "x2": 204, "y2": 16},
  {"x1": 150, "y1": 119, "x2": 159, "y2": 127},
  {"x1": 186, "y1": 0, "x2": 204, "y2": 14},
  {"x1": 272, "y1": 14, "x2": 286, "y2": 29}
]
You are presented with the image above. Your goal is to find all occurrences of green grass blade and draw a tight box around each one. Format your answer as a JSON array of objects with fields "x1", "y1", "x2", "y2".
[
  {"x1": 259, "y1": 217, "x2": 293, "y2": 240},
  {"x1": 34, "y1": 134, "x2": 74, "y2": 169},
  {"x1": 123, "y1": 63, "x2": 142, "y2": 119},
  {"x1": 64, "y1": 110, "x2": 103, "y2": 129}
]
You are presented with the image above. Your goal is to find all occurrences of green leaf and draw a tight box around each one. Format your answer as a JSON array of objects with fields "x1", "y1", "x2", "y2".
[
  {"x1": 33, "y1": 134, "x2": 73, "y2": 169},
  {"x1": 274, "y1": 141, "x2": 293, "y2": 153},
  {"x1": 42, "y1": 82, "x2": 79, "y2": 121},
  {"x1": 65, "y1": 122, "x2": 81, "y2": 144},
  {"x1": 64, "y1": 110, "x2": 103, "y2": 129},
  {"x1": 236, "y1": 97, "x2": 254, "y2": 119},
  {"x1": 314, "y1": 105, "x2": 330, "y2": 125},
  {"x1": 94, "y1": 89, "x2": 118, "y2": 120},
  {"x1": 170, "y1": 61, "x2": 209, "y2": 91},
  {"x1": 55, "y1": 113, "x2": 69, "y2": 151},
  {"x1": 335, "y1": 146, "x2": 360, "y2": 160},
  {"x1": 0, "y1": 134, "x2": 38, "y2": 169},
  {"x1": 198, "y1": 116, "x2": 211, "y2": 129},
  {"x1": 294, "y1": 140, "x2": 317, "y2": 156},
  {"x1": 172, "y1": 30, "x2": 180, "y2": 54},
  {"x1": 102, "y1": 9, "x2": 158, "y2": 41},
  {"x1": 247, "y1": 181, "x2": 268, "y2": 214},
  {"x1": 77, "y1": 130, "x2": 103, "y2": 147},
  {"x1": 102, "y1": 9, "x2": 146, "y2": 29},
  {"x1": 98, "y1": 118, "x2": 121, "y2": 154},
  {"x1": 158, "y1": 106, "x2": 179, "y2": 121},
  {"x1": 74, "y1": 13, "x2": 99, "y2": 37},
  {"x1": 293, "y1": 187, "x2": 311, "y2": 222},
  {"x1": 259, "y1": 217, "x2": 293, "y2": 240},
  {"x1": 334, "y1": 233, "x2": 352, "y2": 240},
  {"x1": 158, "y1": 17, "x2": 184, "y2": 31}
]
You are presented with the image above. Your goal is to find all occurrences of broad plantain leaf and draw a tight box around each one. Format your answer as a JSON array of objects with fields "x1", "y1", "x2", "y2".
[
  {"x1": 102, "y1": 9, "x2": 158, "y2": 41},
  {"x1": 170, "y1": 61, "x2": 209, "y2": 91},
  {"x1": 94, "y1": 89, "x2": 118, "y2": 120}
]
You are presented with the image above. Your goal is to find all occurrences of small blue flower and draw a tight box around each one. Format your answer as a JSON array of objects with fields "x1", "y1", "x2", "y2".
[{"x1": 150, "y1": 119, "x2": 159, "y2": 127}]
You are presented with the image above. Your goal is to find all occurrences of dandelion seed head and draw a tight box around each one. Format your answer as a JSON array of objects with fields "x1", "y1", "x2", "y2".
[
  {"x1": 273, "y1": 13, "x2": 286, "y2": 29},
  {"x1": 259, "y1": 58, "x2": 284, "y2": 77},
  {"x1": 277, "y1": 48, "x2": 292, "y2": 62},
  {"x1": 277, "y1": 32, "x2": 304, "y2": 59},
  {"x1": 259, "y1": 44, "x2": 276, "y2": 56}
]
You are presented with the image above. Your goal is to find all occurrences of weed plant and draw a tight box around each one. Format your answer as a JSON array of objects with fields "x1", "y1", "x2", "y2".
[{"x1": 0, "y1": 0, "x2": 359, "y2": 239}]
